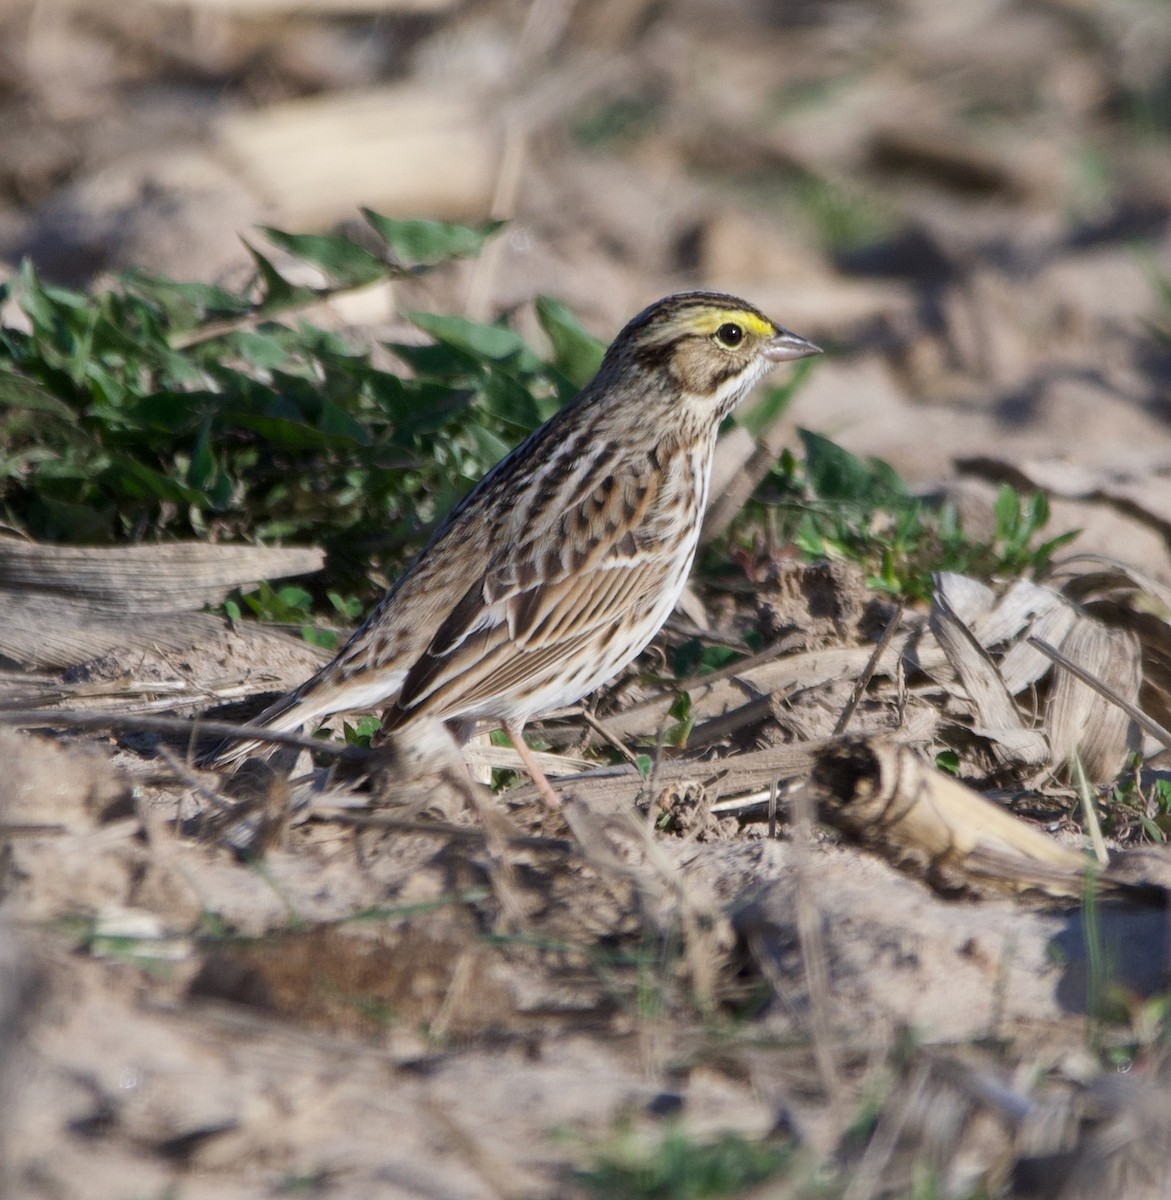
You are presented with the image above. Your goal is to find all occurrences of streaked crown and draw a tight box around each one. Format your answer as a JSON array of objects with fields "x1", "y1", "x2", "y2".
[{"x1": 601, "y1": 291, "x2": 820, "y2": 420}]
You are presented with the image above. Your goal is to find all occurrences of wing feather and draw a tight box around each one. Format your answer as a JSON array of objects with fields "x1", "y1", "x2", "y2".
[
  {"x1": 386, "y1": 458, "x2": 687, "y2": 725},
  {"x1": 388, "y1": 554, "x2": 675, "y2": 722}
]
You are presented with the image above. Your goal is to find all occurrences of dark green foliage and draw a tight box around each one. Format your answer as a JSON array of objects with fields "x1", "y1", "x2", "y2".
[{"x1": 0, "y1": 213, "x2": 598, "y2": 603}]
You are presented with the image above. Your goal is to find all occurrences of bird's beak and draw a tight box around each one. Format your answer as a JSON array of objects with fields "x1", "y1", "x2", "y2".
[{"x1": 763, "y1": 329, "x2": 822, "y2": 363}]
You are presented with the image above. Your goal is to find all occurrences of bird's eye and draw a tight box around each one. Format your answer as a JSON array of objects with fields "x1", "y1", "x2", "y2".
[{"x1": 714, "y1": 322, "x2": 743, "y2": 348}]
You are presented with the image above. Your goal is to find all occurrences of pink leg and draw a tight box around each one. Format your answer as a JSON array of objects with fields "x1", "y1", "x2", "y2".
[{"x1": 503, "y1": 721, "x2": 561, "y2": 809}]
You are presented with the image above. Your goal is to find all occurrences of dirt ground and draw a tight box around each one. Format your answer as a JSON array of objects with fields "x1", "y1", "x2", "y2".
[{"x1": 4, "y1": 1, "x2": 1171, "y2": 1197}]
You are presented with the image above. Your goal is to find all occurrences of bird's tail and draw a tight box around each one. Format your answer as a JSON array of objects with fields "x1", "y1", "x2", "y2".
[
  {"x1": 200, "y1": 686, "x2": 331, "y2": 771},
  {"x1": 201, "y1": 666, "x2": 407, "y2": 771}
]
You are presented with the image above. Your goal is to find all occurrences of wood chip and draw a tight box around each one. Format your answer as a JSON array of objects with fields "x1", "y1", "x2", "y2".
[
  {"x1": 809, "y1": 737, "x2": 1091, "y2": 899},
  {"x1": 0, "y1": 539, "x2": 323, "y2": 612},
  {"x1": 0, "y1": 539, "x2": 324, "y2": 668}
]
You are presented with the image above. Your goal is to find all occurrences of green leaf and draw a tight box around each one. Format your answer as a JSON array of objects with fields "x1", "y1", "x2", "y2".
[
  {"x1": 408, "y1": 311, "x2": 540, "y2": 369},
  {"x1": 122, "y1": 271, "x2": 251, "y2": 328},
  {"x1": 800, "y1": 429, "x2": 883, "y2": 501},
  {"x1": 221, "y1": 329, "x2": 293, "y2": 371},
  {"x1": 343, "y1": 714, "x2": 382, "y2": 745},
  {"x1": 317, "y1": 399, "x2": 371, "y2": 445},
  {"x1": 361, "y1": 213, "x2": 505, "y2": 268},
  {"x1": 699, "y1": 644, "x2": 742, "y2": 672},
  {"x1": 534, "y1": 296, "x2": 605, "y2": 387},
  {"x1": 0, "y1": 369, "x2": 74, "y2": 418},
  {"x1": 384, "y1": 339, "x2": 485, "y2": 381},
  {"x1": 230, "y1": 413, "x2": 368, "y2": 451},
  {"x1": 328, "y1": 591, "x2": 364, "y2": 621},
  {"x1": 188, "y1": 423, "x2": 216, "y2": 490},
  {"x1": 935, "y1": 750, "x2": 960, "y2": 775},
  {"x1": 99, "y1": 456, "x2": 206, "y2": 506},
  {"x1": 481, "y1": 370, "x2": 543, "y2": 431},
  {"x1": 993, "y1": 484, "x2": 1020, "y2": 539},
  {"x1": 243, "y1": 243, "x2": 319, "y2": 313},
  {"x1": 371, "y1": 377, "x2": 476, "y2": 437},
  {"x1": 278, "y1": 585, "x2": 313, "y2": 611},
  {"x1": 260, "y1": 227, "x2": 386, "y2": 288},
  {"x1": 124, "y1": 390, "x2": 221, "y2": 434},
  {"x1": 865, "y1": 456, "x2": 909, "y2": 499},
  {"x1": 464, "y1": 422, "x2": 512, "y2": 466}
]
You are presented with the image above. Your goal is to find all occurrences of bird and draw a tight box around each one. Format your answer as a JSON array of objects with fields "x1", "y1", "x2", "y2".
[{"x1": 209, "y1": 291, "x2": 821, "y2": 805}]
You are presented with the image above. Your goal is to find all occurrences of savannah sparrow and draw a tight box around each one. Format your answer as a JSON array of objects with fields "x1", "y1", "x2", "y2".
[{"x1": 212, "y1": 292, "x2": 820, "y2": 804}]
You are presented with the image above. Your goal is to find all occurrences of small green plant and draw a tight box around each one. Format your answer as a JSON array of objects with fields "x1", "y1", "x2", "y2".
[
  {"x1": 726, "y1": 430, "x2": 1077, "y2": 600},
  {"x1": 577, "y1": 1126, "x2": 792, "y2": 1200},
  {"x1": 0, "y1": 214, "x2": 604, "y2": 607},
  {"x1": 1108, "y1": 758, "x2": 1171, "y2": 842},
  {"x1": 224, "y1": 583, "x2": 363, "y2": 648},
  {"x1": 342, "y1": 714, "x2": 382, "y2": 746},
  {"x1": 227, "y1": 581, "x2": 313, "y2": 637}
]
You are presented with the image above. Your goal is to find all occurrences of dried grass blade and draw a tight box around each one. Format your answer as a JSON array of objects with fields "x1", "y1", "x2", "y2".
[
  {"x1": 1046, "y1": 619, "x2": 1141, "y2": 784},
  {"x1": 930, "y1": 591, "x2": 1048, "y2": 767},
  {"x1": 1028, "y1": 636, "x2": 1171, "y2": 754}
]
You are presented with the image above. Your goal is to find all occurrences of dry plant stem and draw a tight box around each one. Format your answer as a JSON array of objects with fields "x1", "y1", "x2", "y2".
[
  {"x1": 462, "y1": 779, "x2": 531, "y2": 932},
  {"x1": 833, "y1": 599, "x2": 906, "y2": 736},
  {"x1": 579, "y1": 707, "x2": 644, "y2": 770},
  {"x1": 0, "y1": 709, "x2": 349, "y2": 759},
  {"x1": 169, "y1": 281, "x2": 382, "y2": 351},
  {"x1": 1029, "y1": 635, "x2": 1171, "y2": 751},
  {"x1": 503, "y1": 721, "x2": 561, "y2": 808},
  {"x1": 598, "y1": 631, "x2": 805, "y2": 740},
  {"x1": 0, "y1": 823, "x2": 66, "y2": 838},
  {"x1": 418, "y1": 1092, "x2": 536, "y2": 1200},
  {"x1": 155, "y1": 743, "x2": 237, "y2": 812},
  {"x1": 791, "y1": 785, "x2": 843, "y2": 1104}
]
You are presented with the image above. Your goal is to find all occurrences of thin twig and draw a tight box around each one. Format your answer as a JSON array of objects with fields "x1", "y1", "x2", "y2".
[
  {"x1": 155, "y1": 744, "x2": 237, "y2": 812},
  {"x1": 169, "y1": 278, "x2": 394, "y2": 350},
  {"x1": 0, "y1": 824, "x2": 67, "y2": 838},
  {"x1": 844, "y1": 1060, "x2": 932, "y2": 1200},
  {"x1": 1028, "y1": 635, "x2": 1171, "y2": 752},
  {"x1": 596, "y1": 630, "x2": 805, "y2": 741},
  {"x1": 676, "y1": 630, "x2": 807, "y2": 693},
  {"x1": 833, "y1": 599, "x2": 906, "y2": 737},
  {"x1": 579, "y1": 708, "x2": 643, "y2": 770},
  {"x1": 0, "y1": 709, "x2": 360, "y2": 761}
]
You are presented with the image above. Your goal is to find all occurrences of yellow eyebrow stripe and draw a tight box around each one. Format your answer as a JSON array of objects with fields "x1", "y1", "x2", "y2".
[{"x1": 684, "y1": 309, "x2": 775, "y2": 339}]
